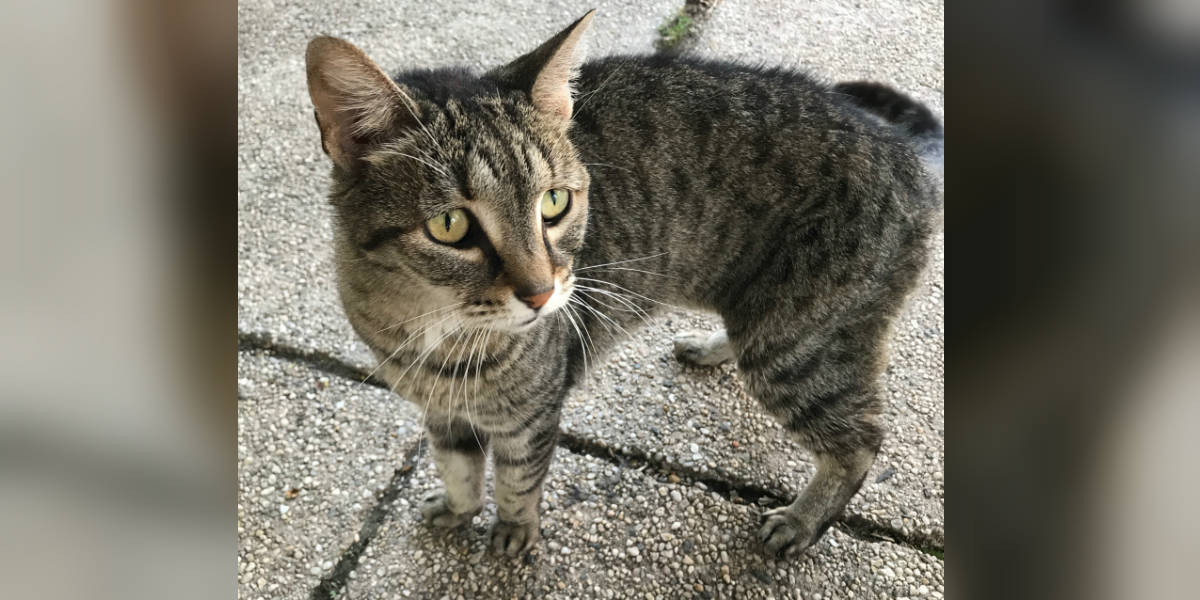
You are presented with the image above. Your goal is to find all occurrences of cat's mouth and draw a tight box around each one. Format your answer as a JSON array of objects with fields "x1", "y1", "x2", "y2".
[
  {"x1": 466, "y1": 277, "x2": 574, "y2": 333},
  {"x1": 502, "y1": 279, "x2": 573, "y2": 332}
]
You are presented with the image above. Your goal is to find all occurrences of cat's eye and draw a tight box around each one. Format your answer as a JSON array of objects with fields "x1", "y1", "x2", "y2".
[
  {"x1": 426, "y1": 209, "x2": 470, "y2": 244},
  {"x1": 540, "y1": 189, "x2": 571, "y2": 222}
]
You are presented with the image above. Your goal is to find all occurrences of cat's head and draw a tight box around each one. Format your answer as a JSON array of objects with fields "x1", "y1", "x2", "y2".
[{"x1": 306, "y1": 12, "x2": 594, "y2": 334}]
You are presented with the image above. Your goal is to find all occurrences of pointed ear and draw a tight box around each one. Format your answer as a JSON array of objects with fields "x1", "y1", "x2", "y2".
[
  {"x1": 306, "y1": 36, "x2": 418, "y2": 170},
  {"x1": 488, "y1": 10, "x2": 595, "y2": 121}
]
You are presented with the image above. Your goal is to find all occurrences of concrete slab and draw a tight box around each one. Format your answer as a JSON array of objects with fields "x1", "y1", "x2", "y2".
[
  {"x1": 236, "y1": 352, "x2": 424, "y2": 598},
  {"x1": 362, "y1": 450, "x2": 944, "y2": 599}
]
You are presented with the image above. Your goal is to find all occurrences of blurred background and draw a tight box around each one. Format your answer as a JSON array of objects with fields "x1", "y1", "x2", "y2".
[
  {"x1": 0, "y1": 0, "x2": 1193, "y2": 598},
  {"x1": 949, "y1": 1, "x2": 1199, "y2": 599},
  {"x1": 0, "y1": 0, "x2": 232, "y2": 598}
]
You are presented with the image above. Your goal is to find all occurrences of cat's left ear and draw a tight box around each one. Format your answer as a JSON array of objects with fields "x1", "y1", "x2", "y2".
[
  {"x1": 306, "y1": 36, "x2": 421, "y2": 171},
  {"x1": 489, "y1": 10, "x2": 595, "y2": 122}
]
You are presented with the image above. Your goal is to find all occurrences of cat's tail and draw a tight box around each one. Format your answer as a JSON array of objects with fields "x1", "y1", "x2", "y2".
[{"x1": 833, "y1": 81, "x2": 944, "y2": 186}]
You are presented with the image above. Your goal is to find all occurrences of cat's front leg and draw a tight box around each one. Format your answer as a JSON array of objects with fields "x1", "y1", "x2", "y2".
[
  {"x1": 488, "y1": 412, "x2": 560, "y2": 556},
  {"x1": 420, "y1": 420, "x2": 488, "y2": 529}
]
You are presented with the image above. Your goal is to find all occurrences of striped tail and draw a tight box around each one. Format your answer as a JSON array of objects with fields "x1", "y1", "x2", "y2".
[{"x1": 834, "y1": 81, "x2": 944, "y2": 186}]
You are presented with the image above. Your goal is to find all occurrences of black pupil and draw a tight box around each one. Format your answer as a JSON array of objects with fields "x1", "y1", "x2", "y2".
[
  {"x1": 443, "y1": 213, "x2": 452, "y2": 231},
  {"x1": 550, "y1": 191, "x2": 558, "y2": 205}
]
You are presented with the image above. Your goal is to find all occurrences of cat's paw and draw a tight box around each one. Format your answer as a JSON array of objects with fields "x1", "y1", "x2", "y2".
[
  {"x1": 673, "y1": 330, "x2": 733, "y2": 366},
  {"x1": 758, "y1": 506, "x2": 823, "y2": 558},
  {"x1": 419, "y1": 492, "x2": 481, "y2": 529},
  {"x1": 489, "y1": 519, "x2": 540, "y2": 557}
]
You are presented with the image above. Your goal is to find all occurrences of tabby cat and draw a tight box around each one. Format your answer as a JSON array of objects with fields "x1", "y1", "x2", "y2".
[{"x1": 305, "y1": 11, "x2": 942, "y2": 558}]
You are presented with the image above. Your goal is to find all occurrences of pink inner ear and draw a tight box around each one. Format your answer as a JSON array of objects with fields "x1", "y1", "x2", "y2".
[
  {"x1": 306, "y1": 36, "x2": 416, "y2": 168},
  {"x1": 529, "y1": 45, "x2": 579, "y2": 118},
  {"x1": 526, "y1": 12, "x2": 593, "y2": 120},
  {"x1": 309, "y1": 83, "x2": 365, "y2": 167},
  {"x1": 530, "y1": 81, "x2": 572, "y2": 120}
]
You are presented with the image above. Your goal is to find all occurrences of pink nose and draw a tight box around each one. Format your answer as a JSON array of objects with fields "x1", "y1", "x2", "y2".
[{"x1": 518, "y1": 288, "x2": 554, "y2": 310}]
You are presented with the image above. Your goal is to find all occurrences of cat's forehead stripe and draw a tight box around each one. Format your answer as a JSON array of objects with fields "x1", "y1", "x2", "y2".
[
  {"x1": 439, "y1": 97, "x2": 565, "y2": 198},
  {"x1": 468, "y1": 133, "x2": 524, "y2": 199},
  {"x1": 465, "y1": 147, "x2": 500, "y2": 197}
]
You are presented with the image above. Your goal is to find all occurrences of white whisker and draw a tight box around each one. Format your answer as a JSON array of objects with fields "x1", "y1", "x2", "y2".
[
  {"x1": 375, "y1": 302, "x2": 464, "y2": 333},
  {"x1": 465, "y1": 327, "x2": 490, "y2": 453},
  {"x1": 559, "y1": 304, "x2": 591, "y2": 388},
  {"x1": 574, "y1": 57, "x2": 634, "y2": 113},
  {"x1": 362, "y1": 311, "x2": 458, "y2": 385},
  {"x1": 392, "y1": 321, "x2": 460, "y2": 473},
  {"x1": 390, "y1": 151, "x2": 451, "y2": 179},
  {"x1": 426, "y1": 328, "x2": 471, "y2": 436},
  {"x1": 392, "y1": 91, "x2": 446, "y2": 160},
  {"x1": 572, "y1": 288, "x2": 635, "y2": 317},
  {"x1": 581, "y1": 266, "x2": 671, "y2": 278},
  {"x1": 574, "y1": 252, "x2": 668, "y2": 272},
  {"x1": 569, "y1": 295, "x2": 631, "y2": 340},
  {"x1": 572, "y1": 284, "x2": 654, "y2": 324},
  {"x1": 574, "y1": 277, "x2": 679, "y2": 310}
]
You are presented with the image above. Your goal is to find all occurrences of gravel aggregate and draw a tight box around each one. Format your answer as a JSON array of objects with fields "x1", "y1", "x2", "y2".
[
  {"x1": 363, "y1": 451, "x2": 944, "y2": 599},
  {"x1": 237, "y1": 353, "x2": 423, "y2": 596}
]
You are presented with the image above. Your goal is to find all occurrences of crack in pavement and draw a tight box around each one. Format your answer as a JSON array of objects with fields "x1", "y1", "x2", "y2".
[
  {"x1": 310, "y1": 438, "x2": 426, "y2": 600},
  {"x1": 239, "y1": 330, "x2": 944, "y2": 595},
  {"x1": 557, "y1": 432, "x2": 945, "y2": 557},
  {"x1": 239, "y1": 331, "x2": 376, "y2": 385}
]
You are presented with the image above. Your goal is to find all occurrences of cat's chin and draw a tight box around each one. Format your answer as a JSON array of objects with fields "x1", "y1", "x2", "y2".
[
  {"x1": 469, "y1": 313, "x2": 541, "y2": 335},
  {"x1": 508, "y1": 314, "x2": 540, "y2": 332}
]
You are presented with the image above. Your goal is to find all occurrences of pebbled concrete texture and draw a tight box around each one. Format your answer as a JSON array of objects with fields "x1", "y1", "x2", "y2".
[
  {"x1": 363, "y1": 451, "x2": 943, "y2": 599},
  {"x1": 238, "y1": 0, "x2": 944, "y2": 598},
  {"x1": 237, "y1": 353, "x2": 424, "y2": 596}
]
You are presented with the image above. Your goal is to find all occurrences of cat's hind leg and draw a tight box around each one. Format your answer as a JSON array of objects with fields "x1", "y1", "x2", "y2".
[
  {"x1": 758, "y1": 442, "x2": 877, "y2": 557},
  {"x1": 673, "y1": 328, "x2": 735, "y2": 366},
  {"x1": 420, "y1": 420, "x2": 488, "y2": 529},
  {"x1": 734, "y1": 326, "x2": 885, "y2": 557}
]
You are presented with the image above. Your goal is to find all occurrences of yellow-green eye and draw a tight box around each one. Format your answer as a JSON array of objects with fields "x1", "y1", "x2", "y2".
[
  {"x1": 426, "y1": 209, "x2": 469, "y2": 244},
  {"x1": 540, "y1": 189, "x2": 570, "y2": 221}
]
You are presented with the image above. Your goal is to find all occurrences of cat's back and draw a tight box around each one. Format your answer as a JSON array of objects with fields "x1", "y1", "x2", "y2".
[
  {"x1": 574, "y1": 54, "x2": 831, "y2": 121},
  {"x1": 569, "y1": 54, "x2": 938, "y2": 314},
  {"x1": 571, "y1": 54, "x2": 933, "y2": 211},
  {"x1": 574, "y1": 55, "x2": 887, "y2": 141}
]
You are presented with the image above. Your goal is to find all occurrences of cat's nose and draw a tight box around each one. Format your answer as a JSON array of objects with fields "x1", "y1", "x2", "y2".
[{"x1": 517, "y1": 287, "x2": 554, "y2": 310}]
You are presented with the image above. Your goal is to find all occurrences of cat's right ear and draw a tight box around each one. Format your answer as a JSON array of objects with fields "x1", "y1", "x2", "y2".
[
  {"x1": 306, "y1": 36, "x2": 418, "y2": 171},
  {"x1": 488, "y1": 10, "x2": 595, "y2": 123}
]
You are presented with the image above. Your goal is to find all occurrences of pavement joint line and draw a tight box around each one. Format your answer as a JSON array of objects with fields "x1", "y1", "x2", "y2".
[
  {"x1": 557, "y1": 431, "x2": 945, "y2": 559},
  {"x1": 239, "y1": 331, "x2": 377, "y2": 387},
  {"x1": 310, "y1": 438, "x2": 426, "y2": 600},
  {"x1": 239, "y1": 330, "x2": 944, "y2": 561}
]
